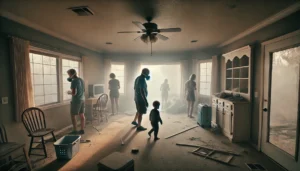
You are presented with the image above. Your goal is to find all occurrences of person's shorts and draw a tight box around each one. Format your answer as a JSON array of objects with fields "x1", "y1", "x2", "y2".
[
  {"x1": 135, "y1": 101, "x2": 147, "y2": 114},
  {"x1": 186, "y1": 91, "x2": 196, "y2": 102},
  {"x1": 71, "y1": 100, "x2": 85, "y2": 115},
  {"x1": 109, "y1": 90, "x2": 120, "y2": 98}
]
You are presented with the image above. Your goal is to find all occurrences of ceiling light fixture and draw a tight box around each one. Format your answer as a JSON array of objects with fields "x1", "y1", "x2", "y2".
[
  {"x1": 191, "y1": 40, "x2": 198, "y2": 43},
  {"x1": 106, "y1": 42, "x2": 113, "y2": 45}
]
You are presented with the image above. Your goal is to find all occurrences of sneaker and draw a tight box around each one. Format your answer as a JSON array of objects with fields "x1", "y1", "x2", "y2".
[
  {"x1": 131, "y1": 121, "x2": 138, "y2": 126},
  {"x1": 78, "y1": 130, "x2": 85, "y2": 134},
  {"x1": 136, "y1": 126, "x2": 147, "y2": 131},
  {"x1": 69, "y1": 130, "x2": 78, "y2": 134},
  {"x1": 154, "y1": 137, "x2": 160, "y2": 141}
]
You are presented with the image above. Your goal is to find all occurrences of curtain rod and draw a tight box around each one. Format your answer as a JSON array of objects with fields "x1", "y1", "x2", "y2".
[{"x1": 6, "y1": 34, "x2": 83, "y2": 57}]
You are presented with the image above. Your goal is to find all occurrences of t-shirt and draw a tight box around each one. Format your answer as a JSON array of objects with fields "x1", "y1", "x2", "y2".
[
  {"x1": 109, "y1": 79, "x2": 120, "y2": 91},
  {"x1": 185, "y1": 80, "x2": 196, "y2": 92},
  {"x1": 149, "y1": 109, "x2": 162, "y2": 123},
  {"x1": 161, "y1": 83, "x2": 170, "y2": 92},
  {"x1": 71, "y1": 77, "x2": 85, "y2": 103},
  {"x1": 134, "y1": 75, "x2": 148, "y2": 102}
]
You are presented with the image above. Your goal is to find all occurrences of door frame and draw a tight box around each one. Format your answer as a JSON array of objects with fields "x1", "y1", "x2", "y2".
[
  {"x1": 259, "y1": 29, "x2": 300, "y2": 150},
  {"x1": 258, "y1": 29, "x2": 300, "y2": 170}
]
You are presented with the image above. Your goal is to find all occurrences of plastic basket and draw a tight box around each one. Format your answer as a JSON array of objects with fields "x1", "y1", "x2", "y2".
[{"x1": 54, "y1": 135, "x2": 81, "y2": 160}]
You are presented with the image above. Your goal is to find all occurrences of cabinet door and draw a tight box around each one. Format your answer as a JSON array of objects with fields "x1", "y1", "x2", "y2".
[
  {"x1": 217, "y1": 109, "x2": 223, "y2": 128},
  {"x1": 211, "y1": 104, "x2": 217, "y2": 124},
  {"x1": 223, "y1": 111, "x2": 232, "y2": 135}
]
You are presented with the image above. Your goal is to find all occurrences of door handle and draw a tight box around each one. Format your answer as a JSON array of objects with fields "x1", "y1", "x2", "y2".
[{"x1": 263, "y1": 108, "x2": 268, "y2": 112}]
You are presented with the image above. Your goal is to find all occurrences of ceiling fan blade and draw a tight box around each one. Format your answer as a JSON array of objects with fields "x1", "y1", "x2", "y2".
[
  {"x1": 158, "y1": 28, "x2": 182, "y2": 32},
  {"x1": 134, "y1": 35, "x2": 142, "y2": 41},
  {"x1": 117, "y1": 31, "x2": 143, "y2": 33},
  {"x1": 157, "y1": 34, "x2": 169, "y2": 41},
  {"x1": 132, "y1": 21, "x2": 146, "y2": 30}
]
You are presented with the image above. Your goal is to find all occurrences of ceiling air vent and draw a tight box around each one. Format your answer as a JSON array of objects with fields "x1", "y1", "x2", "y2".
[{"x1": 69, "y1": 6, "x2": 94, "y2": 16}]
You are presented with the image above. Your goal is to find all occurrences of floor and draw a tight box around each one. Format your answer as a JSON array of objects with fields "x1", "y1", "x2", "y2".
[{"x1": 29, "y1": 112, "x2": 285, "y2": 171}]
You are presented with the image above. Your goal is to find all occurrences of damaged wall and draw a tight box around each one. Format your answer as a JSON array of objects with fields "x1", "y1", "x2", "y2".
[{"x1": 0, "y1": 17, "x2": 104, "y2": 147}]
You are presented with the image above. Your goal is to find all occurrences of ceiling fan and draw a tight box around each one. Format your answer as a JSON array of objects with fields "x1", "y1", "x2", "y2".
[
  {"x1": 117, "y1": 18, "x2": 181, "y2": 55},
  {"x1": 118, "y1": 18, "x2": 181, "y2": 43}
]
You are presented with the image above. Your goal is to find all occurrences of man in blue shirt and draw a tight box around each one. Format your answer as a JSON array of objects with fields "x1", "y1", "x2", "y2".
[
  {"x1": 67, "y1": 69, "x2": 85, "y2": 134},
  {"x1": 132, "y1": 68, "x2": 150, "y2": 131}
]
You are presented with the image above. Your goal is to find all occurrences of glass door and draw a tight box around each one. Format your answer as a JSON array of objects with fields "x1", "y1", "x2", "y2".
[{"x1": 262, "y1": 31, "x2": 300, "y2": 171}]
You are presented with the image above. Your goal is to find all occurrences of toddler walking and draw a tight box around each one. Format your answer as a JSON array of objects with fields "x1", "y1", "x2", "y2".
[{"x1": 148, "y1": 101, "x2": 163, "y2": 141}]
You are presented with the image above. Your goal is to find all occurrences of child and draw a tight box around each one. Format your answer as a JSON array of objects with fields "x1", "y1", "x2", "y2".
[{"x1": 148, "y1": 101, "x2": 163, "y2": 141}]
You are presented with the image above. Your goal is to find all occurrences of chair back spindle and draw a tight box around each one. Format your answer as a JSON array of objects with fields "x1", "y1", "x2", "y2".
[{"x1": 22, "y1": 108, "x2": 46, "y2": 135}]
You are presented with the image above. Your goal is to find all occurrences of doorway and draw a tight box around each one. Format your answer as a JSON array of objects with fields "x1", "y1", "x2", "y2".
[
  {"x1": 140, "y1": 64, "x2": 181, "y2": 107},
  {"x1": 261, "y1": 30, "x2": 300, "y2": 171}
]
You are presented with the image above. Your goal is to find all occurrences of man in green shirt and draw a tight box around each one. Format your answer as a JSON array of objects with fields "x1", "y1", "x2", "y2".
[{"x1": 67, "y1": 69, "x2": 85, "y2": 134}]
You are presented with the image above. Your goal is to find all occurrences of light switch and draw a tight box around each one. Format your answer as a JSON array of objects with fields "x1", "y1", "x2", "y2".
[{"x1": 2, "y1": 97, "x2": 8, "y2": 104}]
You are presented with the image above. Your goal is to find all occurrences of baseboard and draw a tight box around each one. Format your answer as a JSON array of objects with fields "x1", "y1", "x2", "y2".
[{"x1": 249, "y1": 141, "x2": 259, "y2": 151}]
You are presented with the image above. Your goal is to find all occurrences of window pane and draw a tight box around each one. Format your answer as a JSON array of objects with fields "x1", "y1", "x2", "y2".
[
  {"x1": 200, "y1": 63, "x2": 206, "y2": 69},
  {"x1": 200, "y1": 82, "x2": 206, "y2": 89},
  {"x1": 32, "y1": 54, "x2": 42, "y2": 63},
  {"x1": 207, "y1": 62, "x2": 212, "y2": 69},
  {"x1": 30, "y1": 52, "x2": 58, "y2": 106},
  {"x1": 43, "y1": 56, "x2": 51, "y2": 64},
  {"x1": 207, "y1": 75, "x2": 211, "y2": 82},
  {"x1": 34, "y1": 75, "x2": 43, "y2": 85},
  {"x1": 34, "y1": 85, "x2": 44, "y2": 96},
  {"x1": 33, "y1": 64, "x2": 43, "y2": 74},
  {"x1": 200, "y1": 76, "x2": 207, "y2": 82},
  {"x1": 44, "y1": 65, "x2": 51, "y2": 74},
  {"x1": 201, "y1": 68, "x2": 207, "y2": 76}
]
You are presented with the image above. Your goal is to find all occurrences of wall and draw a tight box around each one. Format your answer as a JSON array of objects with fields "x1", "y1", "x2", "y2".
[
  {"x1": 219, "y1": 10, "x2": 300, "y2": 146},
  {"x1": 0, "y1": 17, "x2": 103, "y2": 147}
]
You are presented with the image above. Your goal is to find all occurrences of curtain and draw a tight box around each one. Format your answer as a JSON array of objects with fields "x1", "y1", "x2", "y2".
[
  {"x1": 192, "y1": 59, "x2": 199, "y2": 104},
  {"x1": 180, "y1": 60, "x2": 189, "y2": 98},
  {"x1": 103, "y1": 58, "x2": 111, "y2": 94},
  {"x1": 10, "y1": 37, "x2": 34, "y2": 122},
  {"x1": 211, "y1": 55, "x2": 221, "y2": 95}
]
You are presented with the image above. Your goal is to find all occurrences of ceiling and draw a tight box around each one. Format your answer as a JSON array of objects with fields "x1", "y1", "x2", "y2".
[{"x1": 0, "y1": 0, "x2": 298, "y2": 54}]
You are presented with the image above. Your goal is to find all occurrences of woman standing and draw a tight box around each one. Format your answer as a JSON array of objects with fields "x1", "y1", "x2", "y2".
[
  {"x1": 160, "y1": 79, "x2": 170, "y2": 109},
  {"x1": 185, "y1": 74, "x2": 196, "y2": 118},
  {"x1": 109, "y1": 73, "x2": 120, "y2": 115}
]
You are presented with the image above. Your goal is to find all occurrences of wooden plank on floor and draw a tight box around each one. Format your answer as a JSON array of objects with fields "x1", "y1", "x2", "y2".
[{"x1": 165, "y1": 125, "x2": 199, "y2": 139}]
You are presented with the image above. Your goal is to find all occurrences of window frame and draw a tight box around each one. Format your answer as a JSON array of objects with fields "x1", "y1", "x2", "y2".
[
  {"x1": 30, "y1": 46, "x2": 82, "y2": 110},
  {"x1": 198, "y1": 60, "x2": 212, "y2": 96},
  {"x1": 110, "y1": 62, "x2": 126, "y2": 95}
]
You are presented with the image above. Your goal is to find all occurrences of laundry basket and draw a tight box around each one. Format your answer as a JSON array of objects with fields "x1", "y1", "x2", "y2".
[{"x1": 54, "y1": 135, "x2": 81, "y2": 160}]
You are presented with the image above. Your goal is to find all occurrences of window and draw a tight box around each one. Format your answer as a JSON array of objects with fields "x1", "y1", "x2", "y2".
[
  {"x1": 62, "y1": 59, "x2": 80, "y2": 100},
  {"x1": 30, "y1": 53, "x2": 58, "y2": 106},
  {"x1": 199, "y1": 62, "x2": 212, "y2": 96},
  {"x1": 29, "y1": 48, "x2": 81, "y2": 107},
  {"x1": 110, "y1": 64, "x2": 125, "y2": 93}
]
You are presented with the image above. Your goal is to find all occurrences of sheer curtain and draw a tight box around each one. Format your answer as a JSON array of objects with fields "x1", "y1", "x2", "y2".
[{"x1": 10, "y1": 37, "x2": 34, "y2": 122}]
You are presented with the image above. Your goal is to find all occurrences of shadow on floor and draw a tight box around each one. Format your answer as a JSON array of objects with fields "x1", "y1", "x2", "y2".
[{"x1": 38, "y1": 159, "x2": 69, "y2": 171}]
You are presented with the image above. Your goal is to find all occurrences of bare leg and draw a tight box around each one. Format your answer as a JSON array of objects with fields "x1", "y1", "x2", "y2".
[
  {"x1": 71, "y1": 115, "x2": 77, "y2": 131},
  {"x1": 133, "y1": 112, "x2": 138, "y2": 122},
  {"x1": 187, "y1": 101, "x2": 190, "y2": 117},
  {"x1": 190, "y1": 101, "x2": 195, "y2": 117},
  {"x1": 111, "y1": 98, "x2": 115, "y2": 115},
  {"x1": 115, "y1": 98, "x2": 119, "y2": 114},
  {"x1": 137, "y1": 114, "x2": 143, "y2": 127},
  {"x1": 79, "y1": 113, "x2": 85, "y2": 130}
]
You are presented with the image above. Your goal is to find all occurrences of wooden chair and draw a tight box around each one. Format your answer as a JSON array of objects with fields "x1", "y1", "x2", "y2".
[
  {"x1": 93, "y1": 93, "x2": 109, "y2": 124},
  {"x1": 21, "y1": 107, "x2": 56, "y2": 158},
  {"x1": 0, "y1": 123, "x2": 32, "y2": 170}
]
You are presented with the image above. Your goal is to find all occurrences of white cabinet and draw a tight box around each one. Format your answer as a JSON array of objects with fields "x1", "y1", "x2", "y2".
[{"x1": 212, "y1": 96, "x2": 250, "y2": 142}]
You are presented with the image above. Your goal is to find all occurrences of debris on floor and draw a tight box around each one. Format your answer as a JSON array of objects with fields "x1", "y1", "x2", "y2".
[
  {"x1": 131, "y1": 148, "x2": 139, "y2": 154},
  {"x1": 80, "y1": 139, "x2": 91, "y2": 143},
  {"x1": 245, "y1": 163, "x2": 267, "y2": 170},
  {"x1": 165, "y1": 125, "x2": 199, "y2": 139},
  {"x1": 176, "y1": 143, "x2": 240, "y2": 166}
]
